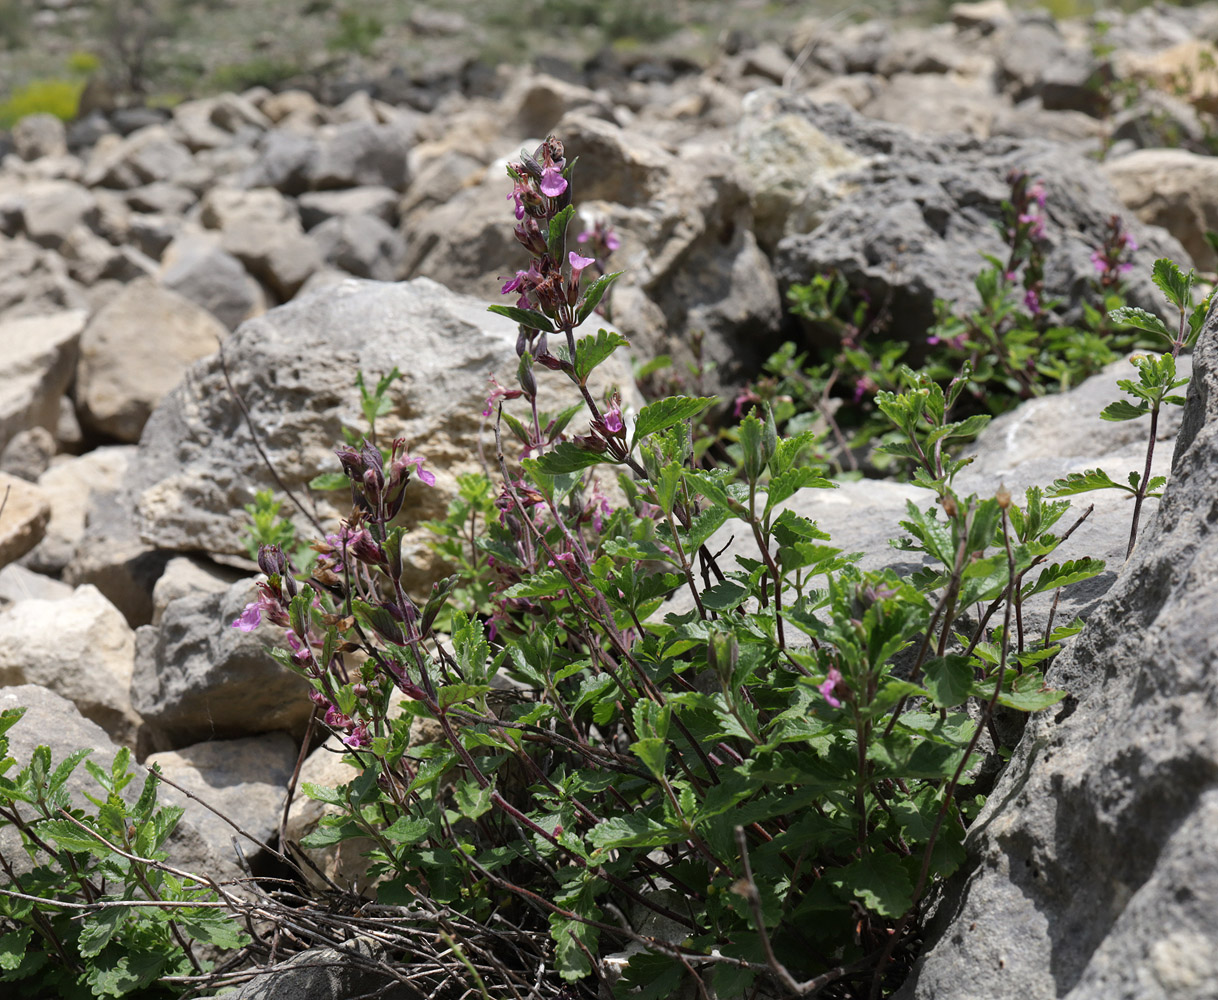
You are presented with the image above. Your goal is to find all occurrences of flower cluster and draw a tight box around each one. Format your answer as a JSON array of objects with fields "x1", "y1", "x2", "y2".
[
  {"x1": 1000, "y1": 170, "x2": 1049, "y2": 317},
  {"x1": 1091, "y1": 214, "x2": 1138, "y2": 290}
]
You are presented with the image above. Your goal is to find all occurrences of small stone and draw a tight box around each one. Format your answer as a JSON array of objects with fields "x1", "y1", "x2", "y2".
[{"x1": 0, "y1": 472, "x2": 50, "y2": 568}]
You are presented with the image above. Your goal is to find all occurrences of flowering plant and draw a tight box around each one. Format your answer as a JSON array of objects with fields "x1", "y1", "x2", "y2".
[{"x1": 223, "y1": 136, "x2": 1104, "y2": 999}]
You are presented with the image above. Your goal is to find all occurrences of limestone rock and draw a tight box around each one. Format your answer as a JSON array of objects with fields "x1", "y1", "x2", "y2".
[
  {"x1": 129, "y1": 278, "x2": 636, "y2": 588},
  {"x1": 298, "y1": 185, "x2": 398, "y2": 229},
  {"x1": 0, "y1": 309, "x2": 85, "y2": 453},
  {"x1": 0, "y1": 562, "x2": 73, "y2": 607},
  {"x1": 12, "y1": 113, "x2": 68, "y2": 160},
  {"x1": 899, "y1": 314, "x2": 1218, "y2": 1000},
  {"x1": 11, "y1": 179, "x2": 99, "y2": 250},
  {"x1": 151, "y1": 555, "x2": 244, "y2": 625},
  {"x1": 0, "y1": 235, "x2": 87, "y2": 321},
  {"x1": 84, "y1": 125, "x2": 194, "y2": 190},
  {"x1": 146, "y1": 732, "x2": 297, "y2": 863},
  {"x1": 309, "y1": 213, "x2": 405, "y2": 281},
  {"x1": 159, "y1": 233, "x2": 266, "y2": 331},
  {"x1": 0, "y1": 584, "x2": 141, "y2": 746},
  {"x1": 76, "y1": 277, "x2": 228, "y2": 442},
  {"x1": 0, "y1": 472, "x2": 50, "y2": 569},
  {"x1": 1104, "y1": 148, "x2": 1218, "y2": 272},
  {"x1": 131, "y1": 578, "x2": 314, "y2": 750},
  {"x1": 760, "y1": 93, "x2": 1188, "y2": 348},
  {"x1": 308, "y1": 121, "x2": 411, "y2": 191},
  {"x1": 25, "y1": 445, "x2": 133, "y2": 575},
  {"x1": 0, "y1": 425, "x2": 55, "y2": 481}
]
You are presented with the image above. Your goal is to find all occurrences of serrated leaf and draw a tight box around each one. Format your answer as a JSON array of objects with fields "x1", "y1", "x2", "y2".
[
  {"x1": 308, "y1": 471, "x2": 350, "y2": 491},
  {"x1": 828, "y1": 853, "x2": 914, "y2": 918},
  {"x1": 630, "y1": 737, "x2": 668, "y2": 779},
  {"x1": 548, "y1": 204, "x2": 575, "y2": 259},
  {"x1": 454, "y1": 780, "x2": 493, "y2": 821},
  {"x1": 1100, "y1": 398, "x2": 1148, "y2": 421},
  {"x1": 1151, "y1": 257, "x2": 1192, "y2": 311},
  {"x1": 0, "y1": 927, "x2": 32, "y2": 971},
  {"x1": 503, "y1": 569, "x2": 569, "y2": 599},
  {"x1": 575, "y1": 273, "x2": 623, "y2": 327},
  {"x1": 487, "y1": 303, "x2": 556, "y2": 333},
  {"x1": 615, "y1": 952, "x2": 685, "y2": 1000},
  {"x1": 764, "y1": 466, "x2": 835, "y2": 514},
  {"x1": 632, "y1": 396, "x2": 716, "y2": 447},
  {"x1": 301, "y1": 781, "x2": 346, "y2": 806},
  {"x1": 1109, "y1": 306, "x2": 1172, "y2": 342},
  {"x1": 298, "y1": 819, "x2": 365, "y2": 849},
  {"x1": 700, "y1": 579, "x2": 750, "y2": 611},
  {"x1": 530, "y1": 442, "x2": 608, "y2": 475},
  {"x1": 77, "y1": 907, "x2": 128, "y2": 958},
  {"x1": 1025, "y1": 558, "x2": 1105, "y2": 596},
  {"x1": 87, "y1": 948, "x2": 166, "y2": 997},
  {"x1": 571, "y1": 327, "x2": 628, "y2": 384},
  {"x1": 178, "y1": 913, "x2": 249, "y2": 951},
  {"x1": 996, "y1": 674, "x2": 1068, "y2": 712},
  {"x1": 1046, "y1": 468, "x2": 1130, "y2": 497},
  {"x1": 587, "y1": 814, "x2": 684, "y2": 849},
  {"x1": 922, "y1": 655, "x2": 974, "y2": 708}
]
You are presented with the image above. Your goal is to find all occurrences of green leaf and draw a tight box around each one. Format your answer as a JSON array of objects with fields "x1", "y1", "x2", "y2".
[
  {"x1": 575, "y1": 273, "x2": 623, "y2": 327},
  {"x1": 632, "y1": 396, "x2": 716, "y2": 447},
  {"x1": 1151, "y1": 257, "x2": 1192, "y2": 311},
  {"x1": 828, "y1": 853, "x2": 914, "y2": 918},
  {"x1": 588, "y1": 814, "x2": 684, "y2": 849},
  {"x1": 1108, "y1": 306, "x2": 1172, "y2": 342},
  {"x1": 922, "y1": 655, "x2": 974, "y2": 709},
  {"x1": 1025, "y1": 558, "x2": 1105, "y2": 597},
  {"x1": 382, "y1": 816, "x2": 431, "y2": 844},
  {"x1": 551, "y1": 913, "x2": 596, "y2": 981},
  {"x1": 996, "y1": 673, "x2": 1068, "y2": 712},
  {"x1": 530, "y1": 442, "x2": 608, "y2": 475},
  {"x1": 700, "y1": 580, "x2": 750, "y2": 611},
  {"x1": 178, "y1": 913, "x2": 249, "y2": 951},
  {"x1": 487, "y1": 303, "x2": 556, "y2": 333},
  {"x1": 0, "y1": 927, "x2": 32, "y2": 971},
  {"x1": 308, "y1": 471, "x2": 350, "y2": 492},
  {"x1": 503, "y1": 569, "x2": 569, "y2": 599},
  {"x1": 1100, "y1": 398, "x2": 1149, "y2": 421},
  {"x1": 1046, "y1": 468, "x2": 1131, "y2": 497},
  {"x1": 300, "y1": 781, "x2": 346, "y2": 806},
  {"x1": 548, "y1": 204, "x2": 575, "y2": 260},
  {"x1": 454, "y1": 780, "x2": 493, "y2": 821},
  {"x1": 77, "y1": 907, "x2": 128, "y2": 958},
  {"x1": 87, "y1": 948, "x2": 167, "y2": 998},
  {"x1": 631, "y1": 737, "x2": 668, "y2": 779},
  {"x1": 615, "y1": 952, "x2": 685, "y2": 1000},
  {"x1": 572, "y1": 327, "x2": 629, "y2": 384},
  {"x1": 298, "y1": 819, "x2": 365, "y2": 849},
  {"x1": 764, "y1": 466, "x2": 835, "y2": 514},
  {"x1": 37, "y1": 818, "x2": 112, "y2": 859}
]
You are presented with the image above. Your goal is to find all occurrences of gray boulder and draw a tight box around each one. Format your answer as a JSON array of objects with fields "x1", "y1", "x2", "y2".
[
  {"x1": 754, "y1": 93, "x2": 1189, "y2": 345},
  {"x1": 128, "y1": 277, "x2": 637, "y2": 590},
  {"x1": 900, "y1": 322, "x2": 1218, "y2": 997},
  {"x1": 0, "y1": 309, "x2": 84, "y2": 452},
  {"x1": 309, "y1": 213, "x2": 405, "y2": 281},
  {"x1": 131, "y1": 578, "x2": 313, "y2": 750}
]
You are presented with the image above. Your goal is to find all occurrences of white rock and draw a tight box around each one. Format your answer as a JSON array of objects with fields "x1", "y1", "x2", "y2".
[{"x1": 0, "y1": 584, "x2": 142, "y2": 746}]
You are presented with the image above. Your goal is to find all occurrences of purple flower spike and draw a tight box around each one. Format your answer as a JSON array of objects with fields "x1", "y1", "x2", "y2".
[
  {"x1": 818, "y1": 667, "x2": 843, "y2": 708},
  {"x1": 540, "y1": 165, "x2": 567, "y2": 198}
]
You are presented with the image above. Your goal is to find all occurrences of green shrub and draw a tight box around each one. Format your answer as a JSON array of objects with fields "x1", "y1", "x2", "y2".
[{"x1": 0, "y1": 78, "x2": 84, "y2": 129}]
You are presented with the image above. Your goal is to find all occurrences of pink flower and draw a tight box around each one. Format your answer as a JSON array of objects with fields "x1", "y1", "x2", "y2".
[
  {"x1": 403, "y1": 455, "x2": 436, "y2": 487},
  {"x1": 603, "y1": 403, "x2": 624, "y2": 434},
  {"x1": 231, "y1": 601, "x2": 263, "y2": 632},
  {"x1": 1024, "y1": 288, "x2": 1041, "y2": 314},
  {"x1": 483, "y1": 374, "x2": 523, "y2": 416},
  {"x1": 818, "y1": 667, "x2": 843, "y2": 708},
  {"x1": 540, "y1": 165, "x2": 567, "y2": 198},
  {"x1": 342, "y1": 724, "x2": 371, "y2": 749},
  {"x1": 569, "y1": 251, "x2": 595, "y2": 278}
]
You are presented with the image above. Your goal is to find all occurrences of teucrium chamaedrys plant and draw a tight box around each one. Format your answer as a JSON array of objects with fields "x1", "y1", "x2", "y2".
[
  {"x1": 234, "y1": 136, "x2": 1101, "y2": 998},
  {"x1": 1048, "y1": 256, "x2": 1212, "y2": 558},
  {"x1": 0, "y1": 709, "x2": 248, "y2": 998}
]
